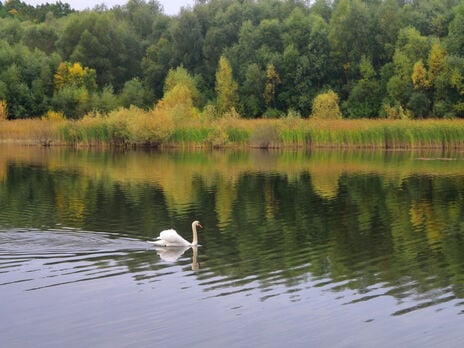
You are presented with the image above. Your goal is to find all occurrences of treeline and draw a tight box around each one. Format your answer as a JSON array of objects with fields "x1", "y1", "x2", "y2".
[{"x1": 1, "y1": 0, "x2": 464, "y2": 120}]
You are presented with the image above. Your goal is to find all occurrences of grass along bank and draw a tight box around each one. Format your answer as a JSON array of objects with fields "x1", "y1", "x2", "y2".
[{"x1": 2, "y1": 109, "x2": 464, "y2": 149}]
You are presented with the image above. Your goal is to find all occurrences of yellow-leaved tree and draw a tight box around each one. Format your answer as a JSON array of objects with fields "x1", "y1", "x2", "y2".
[
  {"x1": 53, "y1": 62, "x2": 97, "y2": 119},
  {"x1": 215, "y1": 55, "x2": 239, "y2": 115},
  {"x1": 54, "y1": 62, "x2": 97, "y2": 92},
  {"x1": 427, "y1": 42, "x2": 446, "y2": 86},
  {"x1": 155, "y1": 66, "x2": 200, "y2": 120},
  {"x1": 311, "y1": 90, "x2": 342, "y2": 119},
  {"x1": 264, "y1": 64, "x2": 281, "y2": 109},
  {"x1": 411, "y1": 60, "x2": 430, "y2": 90}
]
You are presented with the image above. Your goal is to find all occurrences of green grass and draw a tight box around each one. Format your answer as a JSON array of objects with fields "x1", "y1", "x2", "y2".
[{"x1": 169, "y1": 127, "x2": 211, "y2": 145}]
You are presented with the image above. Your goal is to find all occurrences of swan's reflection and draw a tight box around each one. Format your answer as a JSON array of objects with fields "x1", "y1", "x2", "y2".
[{"x1": 153, "y1": 245, "x2": 200, "y2": 270}]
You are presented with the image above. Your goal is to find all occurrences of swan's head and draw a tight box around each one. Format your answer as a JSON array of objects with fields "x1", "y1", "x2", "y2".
[{"x1": 193, "y1": 220, "x2": 203, "y2": 229}]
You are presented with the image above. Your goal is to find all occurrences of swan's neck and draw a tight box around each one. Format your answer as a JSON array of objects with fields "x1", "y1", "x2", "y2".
[{"x1": 191, "y1": 224, "x2": 198, "y2": 246}]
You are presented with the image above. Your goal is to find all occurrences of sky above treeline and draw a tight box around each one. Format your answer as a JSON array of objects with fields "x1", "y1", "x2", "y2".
[{"x1": 22, "y1": 0, "x2": 195, "y2": 15}]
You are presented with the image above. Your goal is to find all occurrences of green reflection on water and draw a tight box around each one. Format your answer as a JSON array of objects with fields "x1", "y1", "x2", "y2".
[{"x1": 1, "y1": 146, "x2": 464, "y2": 304}]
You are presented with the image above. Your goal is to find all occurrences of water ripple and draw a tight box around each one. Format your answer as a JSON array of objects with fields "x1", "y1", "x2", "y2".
[{"x1": 0, "y1": 228, "x2": 157, "y2": 293}]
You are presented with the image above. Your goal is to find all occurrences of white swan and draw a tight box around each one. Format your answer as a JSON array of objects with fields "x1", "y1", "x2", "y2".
[{"x1": 149, "y1": 220, "x2": 203, "y2": 247}]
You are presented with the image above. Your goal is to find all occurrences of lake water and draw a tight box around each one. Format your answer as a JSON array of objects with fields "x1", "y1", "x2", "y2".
[{"x1": 1, "y1": 146, "x2": 464, "y2": 347}]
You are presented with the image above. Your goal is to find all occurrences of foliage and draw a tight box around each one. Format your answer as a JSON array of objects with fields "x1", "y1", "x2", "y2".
[
  {"x1": 41, "y1": 110, "x2": 65, "y2": 122},
  {"x1": 343, "y1": 56, "x2": 382, "y2": 118},
  {"x1": 56, "y1": 11, "x2": 140, "y2": 90},
  {"x1": 92, "y1": 85, "x2": 118, "y2": 115},
  {"x1": 163, "y1": 66, "x2": 200, "y2": 107},
  {"x1": 264, "y1": 64, "x2": 281, "y2": 109},
  {"x1": 52, "y1": 85, "x2": 91, "y2": 119},
  {"x1": 411, "y1": 60, "x2": 429, "y2": 90},
  {"x1": 54, "y1": 62, "x2": 97, "y2": 92},
  {"x1": 215, "y1": 56, "x2": 238, "y2": 115},
  {"x1": 240, "y1": 63, "x2": 265, "y2": 118},
  {"x1": 118, "y1": 78, "x2": 150, "y2": 109},
  {"x1": 0, "y1": 0, "x2": 463, "y2": 120},
  {"x1": 60, "y1": 106, "x2": 175, "y2": 146},
  {"x1": 311, "y1": 90, "x2": 342, "y2": 120},
  {"x1": 382, "y1": 103, "x2": 409, "y2": 120}
]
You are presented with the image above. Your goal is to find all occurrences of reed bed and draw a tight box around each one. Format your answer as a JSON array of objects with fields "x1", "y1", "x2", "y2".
[
  {"x1": 0, "y1": 118, "x2": 65, "y2": 145},
  {"x1": 2, "y1": 113, "x2": 464, "y2": 149}
]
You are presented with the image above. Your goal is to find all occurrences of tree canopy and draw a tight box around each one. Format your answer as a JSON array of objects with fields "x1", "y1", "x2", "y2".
[{"x1": 0, "y1": 0, "x2": 464, "y2": 119}]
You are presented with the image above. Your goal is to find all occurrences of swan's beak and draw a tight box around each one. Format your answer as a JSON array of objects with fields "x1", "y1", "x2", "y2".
[{"x1": 198, "y1": 223, "x2": 203, "y2": 228}]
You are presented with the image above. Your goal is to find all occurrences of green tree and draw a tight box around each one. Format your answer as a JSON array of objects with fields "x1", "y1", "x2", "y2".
[
  {"x1": 2, "y1": 64, "x2": 30, "y2": 118},
  {"x1": 408, "y1": 91, "x2": 431, "y2": 118},
  {"x1": 386, "y1": 27, "x2": 430, "y2": 115},
  {"x1": 0, "y1": 40, "x2": 57, "y2": 118},
  {"x1": 344, "y1": 56, "x2": 382, "y2": 118},
  {"x1": 241, "y1": 63, "x2": 265, "y2": 118},
  {"x1": 121, "y1": 0, "x2": 163, "y2": 39},
  {"x1": 52, "y1": 85, "x2": 90, "y2": 119},
  {"x1": 92, "y1": 85, "x2": 118, "y2": 114},
  {"x1": 119, "y1": 78, "x2": 149, "y2": 109},
  {"x1": 447, "y1": 3, "x2": 464, "y2": 56},
  {"x1": 280, "y1": 10, "x2": 330, "y2": 115},
  {"x1": 142, "y1": 37, "x2": 174, "y2": 100},
  {"x1": 57, "y1": 12, "x2": 141, "y2": 90},
  {"x1": 169, "y1": 10, "x2": 204, "y2": 73},
  {"x1": 329, "y1": 0, "x2": 378, "y2": 83},
  {"x1": 201, "y1": 2, "x2": 244, "y2": 87},
  {"x1": 22, "y1": 23, "x2": 58, "y2": 54},
  {"x1": 374, "y1": 0, "x2": 405, "y2": 63}
]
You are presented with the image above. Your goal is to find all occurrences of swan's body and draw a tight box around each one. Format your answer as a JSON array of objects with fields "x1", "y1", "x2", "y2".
[{"x1": 149, "y1": 220, "x2": 202, "y2": 247}]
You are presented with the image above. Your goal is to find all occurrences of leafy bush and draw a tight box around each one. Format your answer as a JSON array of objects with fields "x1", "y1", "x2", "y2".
[
  {"x1": 381, "y1": 102, "x2": 409, "y2": 120},
  {"x1": 42, "y1": 110, "x2": 65, "y2": 122},
  {"x1": 52, "y1": 85, "x2": 91, "y2": 119},
  {"x1": 119, "y1": 78, "x2": 147, "y2": 109},
  {"x1": 407, "y1": 92, "x2": 430, "y2": 118},
  {"x1": 263, "y1": 108, "x2": 283, "y2": 119}
]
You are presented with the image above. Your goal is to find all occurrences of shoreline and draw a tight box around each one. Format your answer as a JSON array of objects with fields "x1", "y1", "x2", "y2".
[{"x1": 2, "y1": 118, "x2": 464, "y2": 150}]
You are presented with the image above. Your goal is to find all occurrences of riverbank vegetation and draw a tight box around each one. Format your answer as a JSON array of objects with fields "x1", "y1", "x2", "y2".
[
  {"x1": 2, "y1": 0, "x2": 464, "y2": 148},
  {"x1": 3, "y1": 113, "x2": 464, "y2": 149}
]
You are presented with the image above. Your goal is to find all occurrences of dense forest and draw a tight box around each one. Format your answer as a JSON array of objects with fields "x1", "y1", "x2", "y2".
[{"x1": 1, "y1": 0, "x2": 464, "y2": 120}]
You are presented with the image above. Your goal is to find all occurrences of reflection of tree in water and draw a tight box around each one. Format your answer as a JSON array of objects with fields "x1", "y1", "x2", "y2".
[
  {"x1": 1, "y1": 149, "x2": 464, "y2": 305},
  {"x1": 202, "y1": 172, "x2": 464, "y2": 304}
]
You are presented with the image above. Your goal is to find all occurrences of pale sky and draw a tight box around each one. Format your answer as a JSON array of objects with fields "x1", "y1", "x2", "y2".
[{"x1": 21, "y1": 0, "x2": 196, "y2": 16}]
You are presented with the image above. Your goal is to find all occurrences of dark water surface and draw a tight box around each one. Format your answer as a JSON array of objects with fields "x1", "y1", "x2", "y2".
[{"x1": 1, "y1": 146, "x2": 464, "y2": 347}]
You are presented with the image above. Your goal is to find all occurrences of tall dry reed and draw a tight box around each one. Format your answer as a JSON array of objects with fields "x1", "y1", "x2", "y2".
[{"x1": 2, "y1": 111, "x2": 464, "y2": 149}]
